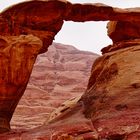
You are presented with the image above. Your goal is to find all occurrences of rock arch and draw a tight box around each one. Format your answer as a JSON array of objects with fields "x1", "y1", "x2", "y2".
[{"x1": 0, "y1": 0, "x2": 140, "y2": 136}]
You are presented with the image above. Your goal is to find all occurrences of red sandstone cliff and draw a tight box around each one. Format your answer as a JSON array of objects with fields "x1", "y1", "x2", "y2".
[
  {"x1": 0, "y1": 0, "x2": 140, "y2": 139},
  {"x1": 11, "y1": 43, "x2": 98, "y2": 130},
  {"x1": 19, "y1": 36, "x2": 140, "y2": 140}
]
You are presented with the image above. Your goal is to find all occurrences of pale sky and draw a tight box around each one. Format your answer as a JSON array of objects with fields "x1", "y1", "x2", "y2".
[{"x1": 0, "y1": 0, "x2": 140, "y2": 54}]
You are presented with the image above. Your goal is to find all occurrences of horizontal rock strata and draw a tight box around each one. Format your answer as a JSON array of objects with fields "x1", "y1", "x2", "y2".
[
  {"x1": 18, "y1": 37, "x2": 140, "y2": 140},
  {"x1": 11, "y1": 43, "x2": 98, "y2": 130}
]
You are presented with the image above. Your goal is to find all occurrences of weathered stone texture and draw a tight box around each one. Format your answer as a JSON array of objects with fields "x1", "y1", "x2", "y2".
[
  {"x1": 11, "y1": 43, "x2": 98, "y2": 130},
  {"x1": 0, "y1": 35, "x2": 42, "y2": 133},
  {"x1": 14, "y1": 40, "x2": 139, "y2": 140},
  {"x1": 0, "y1": 0, "x2": 140, "y2": 139},
  {"x1": 83, "y1": 41, "x2": 140, "y2": 139}
]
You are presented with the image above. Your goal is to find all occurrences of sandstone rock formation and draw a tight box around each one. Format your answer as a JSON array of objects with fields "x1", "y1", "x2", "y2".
[
  {"x1": 0, "y1": 0, "x2": 140, "y2": 139},
  {"x1": 107, "y1": 21, "x2": 140, "y2": 43},
  {"x1": 11, "y1": 43, "x2": 98, "y2": 130},
  {"x1": 0, "y1": 35, "x2": 42, "y2": 133},
  {"x1": 1, "y1": 0, "x2": 140, "y2": 40},
  {"x1": 19, "y1": 33, "x2": 140, "y2": 140}
]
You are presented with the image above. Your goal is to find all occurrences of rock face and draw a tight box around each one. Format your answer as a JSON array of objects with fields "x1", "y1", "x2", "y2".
[
  {"x1": 11, "y1": 43, "x2": 98, "y2": 130},
  {"x1": 17, "y1": 38, "x2": 140, "y2": 140},
  {"x1": 0, "y1": 0, "x2": 140, "y2": 139},
  {"x1": 0, "y1": 35, "x2": 42, "y2": 133},
  {"x1": 1, "y1": 0, "x2": 140, "y2": 39},
  {"x1": 82, "y1": 40, "x2": 140, "y2": 139},
  {"x1": 106, "y1": 20, "x2": 140, "y2": 43}
]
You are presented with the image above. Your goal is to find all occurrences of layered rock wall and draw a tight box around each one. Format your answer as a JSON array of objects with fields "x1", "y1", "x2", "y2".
[
  {"x1": 18, "y1": 39, "x2": 140, "y2": 140},
  {"x1": 0, "y1": 0, "x2": 140, "y2": 139},
  {"x1": 11, "y1": 43, "x2": 98, "y2": 130},
  {"x1": 82, "y1": 41, "x2": 140, "y2": 139}
]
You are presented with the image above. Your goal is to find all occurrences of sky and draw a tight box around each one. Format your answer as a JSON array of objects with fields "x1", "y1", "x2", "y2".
[{"x1": 0, "y1": 0, "x2": 140, "y2": 54}]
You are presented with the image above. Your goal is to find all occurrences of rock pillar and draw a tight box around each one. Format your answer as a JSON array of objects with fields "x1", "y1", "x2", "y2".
[{"x1": 0, "y1": 35, "x2": 42, "y2": 132}]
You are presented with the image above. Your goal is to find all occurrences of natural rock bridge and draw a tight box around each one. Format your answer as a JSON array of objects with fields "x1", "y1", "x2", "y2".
[{"x1": 0, "y1": 0, "x2": 140, "y2": 139}]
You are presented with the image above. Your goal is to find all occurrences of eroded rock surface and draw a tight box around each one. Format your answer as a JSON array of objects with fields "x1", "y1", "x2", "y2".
[
  {"x1": 107, "y1": 20, "x2": 140, "y2": 43},
  {"x1": 0, "y1": 0, "x2": 140, "y2": 139},
  {"x1": 83, "y1": 41, "x2": 140, "y2": 139},
  {"x1": 11, "y1": 43, "x2": 98, "y2": 130},
  {"x1": 0, "y1": 35, "x2": 42, "y2": 133},
  {"x1": 1, "y1": 37, "x2": 140, "y2": 140},
  {"x1": 18, "y1": 37, "x2": 140, "y2": 140}
]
